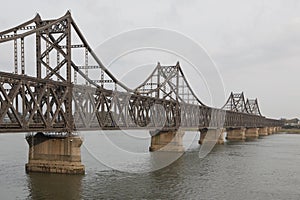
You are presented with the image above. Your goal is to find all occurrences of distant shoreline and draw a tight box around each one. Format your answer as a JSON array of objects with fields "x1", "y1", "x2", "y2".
[{"x1": 281, "y1": 128, "x2": 300, "y2": 134}]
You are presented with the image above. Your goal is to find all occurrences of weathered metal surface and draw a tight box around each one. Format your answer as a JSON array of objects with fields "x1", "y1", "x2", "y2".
[{"x1": 0, "y1": 12, "x2": 283, "y2": 133}]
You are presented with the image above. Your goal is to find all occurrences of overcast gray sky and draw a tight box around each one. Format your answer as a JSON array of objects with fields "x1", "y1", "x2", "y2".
[{"x1": 0, "y1": 0, "x2": 300, "y2": 119}]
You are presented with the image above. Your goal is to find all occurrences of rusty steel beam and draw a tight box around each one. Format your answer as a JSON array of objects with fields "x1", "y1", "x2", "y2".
[{"x1": 0, "y1": 13, "x2": 283, "y2": 133}]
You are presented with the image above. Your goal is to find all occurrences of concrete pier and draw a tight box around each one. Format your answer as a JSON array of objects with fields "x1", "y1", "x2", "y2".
[
  {"x1": 267, "y1": 127, "x2": 274, "y2": 135},
  {"x1": 245, "y1": 128, "x2": 259, "y2": 139},
  {"x1": 199, "y1": 128, "x2": 225, "y2": 145},
  {"x1": 25, "y1": 132, "x2": 85, "y2": 174},
  {"x1": 258, "y1": 127, "x2": 268, "y2": 136},
  {"x1": 226, "y1": 128, "x2": 246, "y2": 141},
  {"x1": 273, "y1": 127, "x2": 281, "y2": 133},
  {"x1": 149, "y1": 130, "x2": 185, "y2": 152}
]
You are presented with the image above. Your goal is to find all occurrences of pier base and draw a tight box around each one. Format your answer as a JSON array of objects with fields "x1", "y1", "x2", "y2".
[
  {"x1": 273, "y1": 127, "x2": 280, "y2": 133},
  {"x1": 25, "y1": 132, "x2": 85, "y2": 174},
  {"x1": 149, "y1": 130, "x2": 185, "y2": 152},
  {"x1": 245, "y1": 128, "x2": 259, "y2": 140},
  {"x1": 267, "y1": 127, "x2": 274, "y2": 135},
  {"x1": 199, "y1": 128, "x2": 225, "y2": 144},
  {"x1": 226, "y1": 128, "x2": 246, "y2": 141},
  {"x1": 258, "y1": 127, "x2": 268, "y2": 136}
]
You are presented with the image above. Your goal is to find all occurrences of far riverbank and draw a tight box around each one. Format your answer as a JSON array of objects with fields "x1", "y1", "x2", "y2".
[{"x1": 281, "y1": 128, "x2": 300, "y2": 134}]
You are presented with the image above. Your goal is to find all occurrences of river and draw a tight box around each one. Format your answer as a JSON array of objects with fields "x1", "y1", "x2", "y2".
[{"x1": 1, "y1": 131, "x2": 300, "y2": 199}]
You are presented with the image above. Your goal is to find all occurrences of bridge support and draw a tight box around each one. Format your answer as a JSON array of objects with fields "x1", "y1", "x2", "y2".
[
  {"x1": 149, "y1": 130, "x2": 185, "y2": 152},
  {"x1": 258, "y1": 127, "x2": 269, "y2": 136},
  {"x1": 273, "y1": 127, "x2": 281, "y2": 133},
  {"x1": 199, "y1": 128, "x2": 225, "y2": 145},
  {"x1": 25, "y1": 132, "x2": 85, "y2": 174},
  {"x1": 267, "y1": 127, "x2": 274, "y2": 135},
  {"x1": 226, "y1": 128, "x2": 246, "y2": 141},
  {"x1": 245, "y1": 128, "x2": 259, "y2": 139}
]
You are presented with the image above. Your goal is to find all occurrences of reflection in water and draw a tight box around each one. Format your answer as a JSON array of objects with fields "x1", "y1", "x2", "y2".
[
  {"x1": 149, "y1": 151, "x2": 183, "y2": 172},
  {"x1": 148, "y1": 156, "x2": 185, "y2": 199},
  {"x1": 80, "y1": 154, "x2": 187, "y2": 199},
  {"x1": 26, "y1": 173, "x2": 83, "y2": 200},
  {"x1": 81, "y1": 131, "x2": 197, "y2": 173}
]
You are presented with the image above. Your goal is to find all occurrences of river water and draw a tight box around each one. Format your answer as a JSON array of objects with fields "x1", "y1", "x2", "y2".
[{"x1": 1, "y1": 131, "x2": 300, "y2": 199}]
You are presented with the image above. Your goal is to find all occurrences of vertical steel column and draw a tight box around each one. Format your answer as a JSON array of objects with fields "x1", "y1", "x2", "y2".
[
  {"x1": 21, "y1": 81, "x2": 25, "y2": 124},
  {"x1": 74, "y1": 70, "x2": 77, "y2": 84},
  {"x1": 21, "y1": 38, "x2": 25, "y2": 75},
  {"x1": 156, "y1": 62, "x2": 160, "y2": 99},
  {"x1": 66, "y1": 20, "x2": 72, "y2": 82},
  {"x1": 14, "y1": 31, "x2": 19, "y2": 112},
  {"x1": 35, "y1": 14, "x2": 42, "y2": 79},
  {"x1": 20, "y1": 37, "x2": 25, "y2": 120},
  {"x1": 46, "y1": 35, "x2": 50, "y2": 76},
  {"x1": 150, "y1": 76, "x2": 153, "y2": 93},
  {"x1": 66, "y1": 17, "x2": 73, "y2": 133},
  {"x1": 35, "y1": 20, "x2": 42, "y2": 122},
  {"x1": 46, "y1": 83, "x2": 50, "y2": 125},
  {"x1": 175, "y1": 62, "x2": 180, "y2": 127},
  {"x1": 100, "y1": 70, "x2": 104, "y2": 87},
  {"x1": 114, "y1": 84, "x2": 117, "y2": 118},
  {"x1": 14, "y1": 31, "x2": 18, "y2": 74},
  {"x1": 176, "y1": 63, "x2": 179, "y2": 101},
  {"x1": 36, "y1": 31, "x2": 41, "y2": 79},
  {"x1": 73, "y1": 47, "x2": 76, "y2": 84},
  {"x1": 100, "y1": 69, "x2": 105, "y2": 118},
  {"x1": 85, "y1": 48, "x2": 88, "y2": 85},
  {"x1": 57, "y1": 51, "x2": 60, "y2": 81},
  {"x1": 182, "y1": 78, "x2": 184, "y2": 102},
  {"x1": 57, "y1": 52, "x2": 61, "y2": 122},
  {"x1": 162, "y1": 68, "x2": 166, "y2": 97}
]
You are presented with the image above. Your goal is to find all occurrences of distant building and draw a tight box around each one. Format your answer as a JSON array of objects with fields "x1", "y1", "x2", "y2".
[{"x1": 282, "y1": 118, "x2": 300, "y2": 126}]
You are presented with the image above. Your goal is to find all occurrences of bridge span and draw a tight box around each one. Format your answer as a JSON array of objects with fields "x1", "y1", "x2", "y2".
[{"x1": 0, "y1": 12, "x2": 283, "y2": 174}]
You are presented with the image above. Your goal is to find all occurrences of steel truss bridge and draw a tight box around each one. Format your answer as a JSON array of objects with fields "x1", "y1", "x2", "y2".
[{"x1": 0, "y1": 12, "x2": 282, "y2": 134}]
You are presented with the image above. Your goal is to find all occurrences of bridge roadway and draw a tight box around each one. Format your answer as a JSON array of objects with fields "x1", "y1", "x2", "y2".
[
  {"x1": 0, "y1": 71, "x2": 281, "y2": 133},
  {"x1": 0, "y1": 12, "x2": 283, "y2": 174}
]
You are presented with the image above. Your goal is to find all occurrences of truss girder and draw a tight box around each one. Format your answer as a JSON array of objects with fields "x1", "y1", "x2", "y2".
[{"x1": 0, "y1": 13, "x2": 283, "y2": 133}]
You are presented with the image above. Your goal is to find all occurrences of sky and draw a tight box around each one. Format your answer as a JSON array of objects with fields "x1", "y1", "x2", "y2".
[{"x1": 0, "y1": 0, "x2": 299, "y2": 119}]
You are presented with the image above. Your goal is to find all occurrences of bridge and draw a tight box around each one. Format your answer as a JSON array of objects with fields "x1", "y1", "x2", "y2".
[{"x1": 0, "y1": 12, "x2": 283, "y2": 174}]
